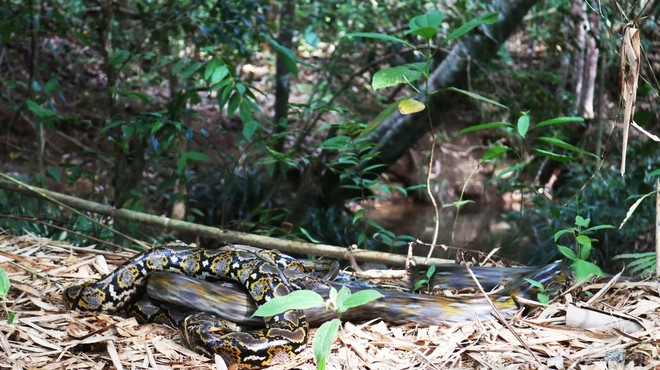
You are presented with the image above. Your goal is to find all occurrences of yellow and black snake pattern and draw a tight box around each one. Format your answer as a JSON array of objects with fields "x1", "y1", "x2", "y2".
[
  {"x1": 63, "y1": 242, "x2": 309, "y2": 369},
  {"x1": 64, "y1": 242, "x2": 567, "y2": 369}
]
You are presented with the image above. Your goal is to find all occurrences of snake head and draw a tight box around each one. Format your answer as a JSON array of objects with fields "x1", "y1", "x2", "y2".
[{"x1": 63, "y1": 284, "x2": 106, "y2": 311}]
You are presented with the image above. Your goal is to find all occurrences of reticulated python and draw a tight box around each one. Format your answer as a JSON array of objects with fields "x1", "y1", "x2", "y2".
[
  {"x1": 64, "y1": 242, "x2": 566, "y2": 369},
  {"x1": 64, "y1": 242, "x2": 310, "y2": 369}
]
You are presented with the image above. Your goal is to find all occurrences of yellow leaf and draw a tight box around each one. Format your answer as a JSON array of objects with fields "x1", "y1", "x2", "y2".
[{"x1": 397, "y1": 98, "x2": 425, "y2": 115}]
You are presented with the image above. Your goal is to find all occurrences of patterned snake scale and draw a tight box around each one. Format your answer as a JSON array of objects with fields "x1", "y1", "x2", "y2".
[
  {"x1": 64, "y1": 242, "x2": 310, "y2": 369},
  {"x1": 64, "y1": 242, "x2": 567, "y2": 369}
]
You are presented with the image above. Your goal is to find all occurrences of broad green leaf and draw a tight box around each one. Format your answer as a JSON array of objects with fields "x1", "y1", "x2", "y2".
[
  {"x1": 345, "y1": 32, "x2": 411, "y2": 47},
  {"x1": 553, "y1": 228, "x2": 574, "y2": 242},
  {"x1": 300, "y1": 227, "x2": 322, "y2": 243},
  {"x1": 338, "y1": 290, "x2": 384, "y2": 314},
  {"x1": 226, "y1": 91, "x2": 241, "y2": 116},
  {"x1": 557, "y1": 245, "x2": 577, "y2": 261},
  {"x1": 184, "y1": 151, "x2": 210, "y2": 161},
  {"x1": 352, "y1": 209, "x2": 366, "y2": 224},
  {"x1": 313, "y1": 319, "x2": 340, "y2": 370},
  {"x1": 571, "y1": 260, "x2": 604, "y2": 282},
  {"x1": 537, "y1": 137, "x2": 597, "y2": 158},
  {"x1": 482, "y1": 145, "x2": 509, "y2": 161},
  {"x1": 364, "y1": 100, "x2": 401, "y2": 135},
  {"x1": 335, "y1": 286, "x2": 351, "y2": 311},
  {"x1": 7, "y1": 311, "x2": 15, "y2": 324},
  {"x1": 26, "y1": 100, "x2": 57, "y2": 119},
  {"x1": 576, "y1": 235, "x2": 592, "y2": 260},
  {"x1": 459, "y1": 121, "x2": 513, "y2": 134},
  {"x1": 0, "y1": 267, "x2": 9, "y2": 296},
  {"x1": 372, "y1": 66, "x2": 422, "y2": 90},
  {"x1": 517, "y1": 113, "x2": 529, "y2": 139},
  {"x1": 180, "y1": 61, "x2": 203, "y2": 81},
  {"x1": 320, "y1": 136, "x2": 352, "y2": 150},
  {"x1": 534, "y1": 148, "x2": 574, "y2": 162},
  {"x1": 107, "y1": 50, "x2": 130, "y2": 68},
  {"x1": 47, "y1": 166, "x2": 61, "y2": 183},
  {"x1": 575, "y1": 216, "x2": 590, "y2": 228},
  {"x1": 523, "y1": 278, "x2": 545, "y2": 290},
  {"x1": 268, "y1": 38, "x2": 299, "y2": 77},
  {"x1": 252, "y1": 290, "x2": 324, "y2": 317},
  {"x1": 397, "y1": 98, "x2": 425, "y2": 114},
  {"x1": 207, "y1": 63, "x2": 229, "y2": 86},
  {"x1": 536, "y1": 116, "x2": 584, "y2": 127},
  {"x1": 648, "y1": 169, "x2": 660, "y2": 177},
  {"x1": 446, "y1": 87, "x2": 508, "y2": 109},
  {"x1": 407, "y1": 10, "x2": 444, "y2": 40},
  {"x1": 116, "y1": 90, "x2": 151, "y2": 104},
  {"x1": 446, "y1": 13, "x2": 499, "y2": 42}
]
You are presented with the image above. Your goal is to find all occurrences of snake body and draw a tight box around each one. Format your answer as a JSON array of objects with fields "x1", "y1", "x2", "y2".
[
  {"x1": 64, "y1": 242, "x2": 566, "y2": 369},
  {"x1": 64, "y1": 242, "x2": 308, "y2": 369}
]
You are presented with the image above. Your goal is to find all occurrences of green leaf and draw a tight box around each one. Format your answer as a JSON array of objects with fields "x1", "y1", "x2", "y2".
[
  {"x1": 536, "y1": 116, "x2": 584, "y2": 127},
  {"x1": 407, "y1": 10, "x2": 444, "y2": 40},
  {"x1": 107, "y1": 50, "x2": 130, "y2": 68},
  {"x1": 619, "y1": 191, "x2": 654, "y2": 229},
  {"x1": 523, "y1": 278, "x2": 545, "y2": 290},
  {"x1": 648, "y1": 169, "x2": 660, "y2": 177},
  {"x1": 536, "y1": 137, "x2": 597, "y2": 158},
  {"x1": 459, "y1": 121, "x2": 513, "y2": 134},
  {"x1": 442, "y1": 199, "x2": 475, "y2": 208},
  {"x1": 338, "y1": 290, "x2": 384, "y2": 314},
  {"x1": 268, "y1": 38, "x2": 299, "y2": 77},
  {"x1": 482, "y1": 145, "x2": 510, "y2": 161},
  {"x1": 372, "y1": 66, "x2": 423, "y2": 90},
  {"x1": 26, "y1": 100, "x2": 57, "y2": 119},
  {"x1": 252, "y1": 290, "x2": 324, "y2": 317},
  {"x1": 553, "y1": 228, "x2": 575, "y2": 242},
  {"x1": 446, "y1": 13, "x2": 499, "y2": 42},
  {"x1": 300, "y1": 227, "x2": 322, "y2": 243},
  {"x1": 335, "y1": 286, "x2": 351, "y2": 311},
  {"x1": 364, "y1": 100, "x2": 401, "y2": 135},
  {"x1": 205, "y1": 61, "x2": 229, "y2": 86},
  {"x1": 575, "y1": 216, "x2": 590, "y2": 228},
  {"x1": 352, "y1": 209, "x2": 366, "y2": 224},
  {"x1": 320, "y1": 136, "x2": 352, "y2": 150},
  {"x1": 533, "y1": 148, "x2": 574, "y2": 162},
  {"x1": 7, "y1": 311, "x2": 15, "y2": 324},
  {"x1": 571, "y1": 260, "x2": 604, "y2": 282},
  {"x1": 116, "y1": 90, "x2": 151, "y2": 104},
  {"x1": 397, "y1": 98, "x2": 425, "y2": 115},
  {"x1": 345, "y1": 32, "x2": 411, "y2": 47},
  {"x1": 517, "y1": 113, "x2": 529, "y2": 139},
  {"x1": 576, "y1": 235, "x2": 592, "y2": 259},
  {"x1": 557, "y1": 245, "x2": 577, "y2": 261},
  {"x1": 180, "y1": 61, "x2": 203, "y2": 81},
  {"x1": 537, "y1": 293, "x2": 550, "y2": 305},
  {"x1": 184, "y1": 151, "x2": 210, "y2": 162},
  {"x1": 0, "y1": 267, "x2": 9, "y2": 296},
  {"x1": 313, "y1": 319, "x2": 340, "y2": 370},
  {"x1": 47, "y1": 166, "x2": 61, "y2": 183},
  {"x1": 446, "y1": 87, "x2": 508, "y2": 109}
]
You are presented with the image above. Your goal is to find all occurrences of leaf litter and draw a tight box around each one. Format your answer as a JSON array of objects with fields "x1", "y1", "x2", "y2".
[{"x1": 0, "y1": 235, "x2": 658, "y2": 369}]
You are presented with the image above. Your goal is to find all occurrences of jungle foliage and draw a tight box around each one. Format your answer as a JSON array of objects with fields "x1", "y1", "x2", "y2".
[{"x1": 0, "y1": 0, "x2": 658, "y2": 274}]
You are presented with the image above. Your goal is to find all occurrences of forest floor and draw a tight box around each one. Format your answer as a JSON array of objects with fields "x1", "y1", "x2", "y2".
[{"x1": 1, "y1": 235, "x2": 658, "y2": 370}]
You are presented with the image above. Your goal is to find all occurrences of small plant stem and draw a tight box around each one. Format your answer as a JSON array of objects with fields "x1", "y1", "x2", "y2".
[
  {"x1": 424, "y1": 39, "x2": 441, "y2": 262},
  {"x1": 451, "y1": 164, "x2": 479, "y2": 244},
  {"x1": 655, "y1": 178, "x2": 659, "y2": 279}
]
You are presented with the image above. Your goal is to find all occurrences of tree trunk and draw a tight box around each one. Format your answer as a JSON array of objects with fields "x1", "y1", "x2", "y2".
[
  {"x1": 272, "y1": 0, "x2": 295, "y2": 152},
  {"x1": 319, "y1": 0, "x2": 540, "y2": 204}
]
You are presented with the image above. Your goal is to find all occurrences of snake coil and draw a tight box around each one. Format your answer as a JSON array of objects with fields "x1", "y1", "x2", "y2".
[{"x1": 63, "y1": 242, "x2": 308, "y2": 369}]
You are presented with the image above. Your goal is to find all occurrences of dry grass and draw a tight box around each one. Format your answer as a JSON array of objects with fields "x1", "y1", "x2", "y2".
[{"x1": 0, "y1": 235, "x2": 658, "y2": 369}]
